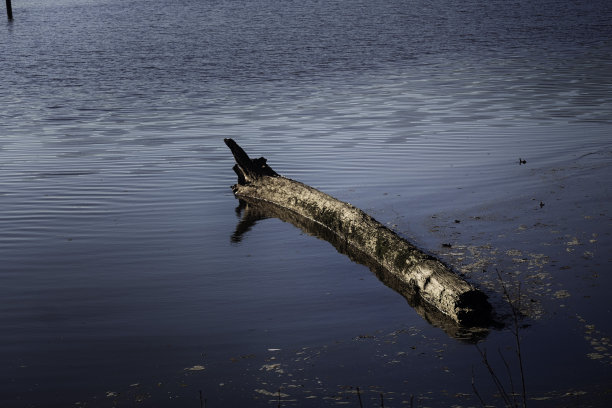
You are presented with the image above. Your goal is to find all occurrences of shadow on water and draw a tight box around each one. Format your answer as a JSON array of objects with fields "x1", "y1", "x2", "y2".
[{"x1": 232, "y1": 198, "x2": 490, "y2": 344}]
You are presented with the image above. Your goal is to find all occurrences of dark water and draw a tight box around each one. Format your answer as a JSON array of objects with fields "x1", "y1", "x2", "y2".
[{"x1": 2, "y1": 0, "x2": 612, "y2": 406}]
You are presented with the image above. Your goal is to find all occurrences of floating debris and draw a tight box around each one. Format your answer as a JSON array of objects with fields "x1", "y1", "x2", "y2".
[
  {"x1": 577, "y1": 315, "x2": 612, "y2": 365},
  {"x1": 553, "y1": 290, "x2": 571, "y2": 299},
  {"x1": 184, "y1": 365, "x2": 205, "y2": 371},
  {"x1": 260, "y1": 363, "x2": 284, "y2": 373},
  {"x1": 254, "y1": 389, "x2": 289, "y2": 397}
]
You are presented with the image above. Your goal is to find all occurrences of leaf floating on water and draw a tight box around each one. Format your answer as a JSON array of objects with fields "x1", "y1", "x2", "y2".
[
  {"x1": 185, "y1": 365, "x2": 205, "y2": 371},
  {"x1": 254, "y1": 389, "x2": 289, "y2": 397},
  {"x1": 563, "y1": 390, "x2": 587, "y2": 397},
  {"x1": 553, "y1": 290, "x2": 571, "y2": 299},
  {"x1": 260, "y1": 363, "x2": 283, "y2": 373}
]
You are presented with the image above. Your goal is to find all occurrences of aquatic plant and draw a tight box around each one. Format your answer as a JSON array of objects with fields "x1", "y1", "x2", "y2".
[{"x1": 473, "y1": 270, "x2": 527, "y2": 408}]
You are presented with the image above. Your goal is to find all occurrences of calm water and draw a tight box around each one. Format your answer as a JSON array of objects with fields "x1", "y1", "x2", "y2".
[{"x1": 2, "y1": 0, "x2": 612, "y2": 406}]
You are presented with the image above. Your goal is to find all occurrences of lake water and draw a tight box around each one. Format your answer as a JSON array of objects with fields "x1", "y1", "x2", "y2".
[{"x1": 2, "y1": 0, "x2": 611, "y2": 406}]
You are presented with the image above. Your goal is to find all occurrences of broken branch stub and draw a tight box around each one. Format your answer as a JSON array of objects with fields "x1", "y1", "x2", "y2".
[
  {"x1": 224, "y1": 138, "x2": 491, "y2": 326},
  {"x1": 224, "y1": 138, "x2": 278, "y2": 184}
]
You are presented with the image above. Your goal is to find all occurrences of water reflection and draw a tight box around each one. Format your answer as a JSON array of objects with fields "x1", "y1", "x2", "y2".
[{"x1": 232, "y1": 198, "x2": 489, "y2": 343}]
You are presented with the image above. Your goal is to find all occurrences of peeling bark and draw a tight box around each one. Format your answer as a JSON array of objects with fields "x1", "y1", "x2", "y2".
[{"x1": 225, "y1": 138, "x2": 492, "y2": 327}]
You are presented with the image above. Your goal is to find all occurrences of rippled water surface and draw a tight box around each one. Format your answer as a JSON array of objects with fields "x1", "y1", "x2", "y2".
[{"x1": 2, "y1": 0, "x2": 612, "y2": 406}]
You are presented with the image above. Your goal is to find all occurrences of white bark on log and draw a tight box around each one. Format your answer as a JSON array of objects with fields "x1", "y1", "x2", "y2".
[{"x1": 225, "y1": 138, "x2": 491, "y2": 326}]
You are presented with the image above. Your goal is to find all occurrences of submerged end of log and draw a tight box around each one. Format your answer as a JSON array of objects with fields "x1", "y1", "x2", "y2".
[
  {"x1": 455, "y1": 289, "x2": 492, "y2": 326},
  {"x1": 406, "y1": 258, "x2": 491, "y2": 326}
]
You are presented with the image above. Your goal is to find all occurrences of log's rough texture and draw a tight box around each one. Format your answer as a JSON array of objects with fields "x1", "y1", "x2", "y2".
[{"x1": 225, "y1": 138, "x2": 491, "y2": 326}]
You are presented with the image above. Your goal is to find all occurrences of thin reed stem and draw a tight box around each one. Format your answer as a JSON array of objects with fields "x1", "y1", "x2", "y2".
[
  {"x1": 472, "y1": 366, "x2": 487, "y2": 408},
  {"x1": 496, "y1": 270, "x2": 527, "y2": 408}
]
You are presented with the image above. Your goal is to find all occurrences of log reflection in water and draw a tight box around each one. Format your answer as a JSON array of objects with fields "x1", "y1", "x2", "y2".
[{"x1": 231, "y1": 199, "x2": 489, "y2": 343}]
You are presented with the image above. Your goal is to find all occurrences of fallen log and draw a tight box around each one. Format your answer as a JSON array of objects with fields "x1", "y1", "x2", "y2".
[{"x1": 224, "y1": 138, "x2": 491, "y2": 326}]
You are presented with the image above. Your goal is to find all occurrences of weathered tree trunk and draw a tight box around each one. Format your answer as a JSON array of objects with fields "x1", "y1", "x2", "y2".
[{"x1": 225, "y1": 138, "x2": 491, "y2": 326}]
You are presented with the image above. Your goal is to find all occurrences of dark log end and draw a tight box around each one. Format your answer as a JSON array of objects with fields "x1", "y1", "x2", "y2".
[
  {"x1": 224, "y1": 138, "x2": 279, "y2": 184},
  {"x1": 456, "y1": 290, "x2": 493, "y2": 326}
]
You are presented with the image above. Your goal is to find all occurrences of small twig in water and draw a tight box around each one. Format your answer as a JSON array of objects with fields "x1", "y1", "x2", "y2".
[
  {"x1": 357, "y1": 387, "x2": 363, "y2": 408},
  {"x1": 476, "y1": 344, "x2": 513, "y2": 407},
  {"x1": 472, "y1": 366, "x2": 487, "y2": 408},
  {"x1": 496, "y1": 270, "x2": 527, "y2": 407},
  {"x1": 499, "y1": 347, "x2": 518, "y2": 407}
]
